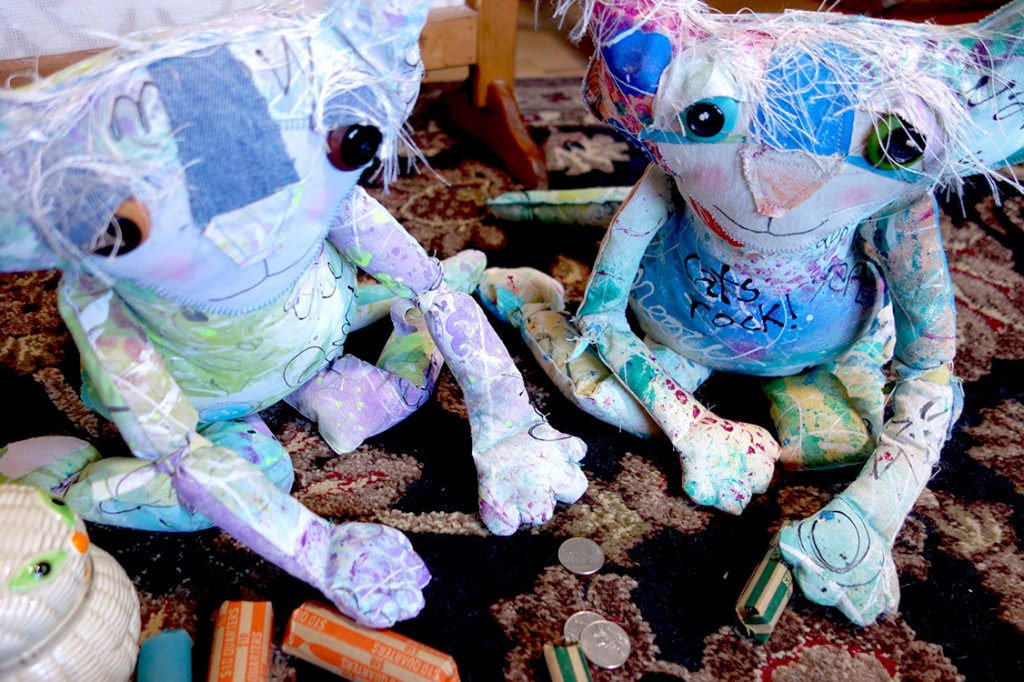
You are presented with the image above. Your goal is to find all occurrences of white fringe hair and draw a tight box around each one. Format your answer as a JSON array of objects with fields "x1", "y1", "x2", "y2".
[
  {"x1": 0, "y1": 0, "x2": 424, "y2": 271},
  {"x1": 551, "y1": 0, "x2": 1024, "y2": 196}
]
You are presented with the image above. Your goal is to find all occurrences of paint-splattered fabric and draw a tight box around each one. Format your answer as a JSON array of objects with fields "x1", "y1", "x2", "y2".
[
  {"x1": 487, "y1": 0, "x2": 1024, "y2": 627},
  {"x1": 0, "y1": 0, "x2": 587, "y2": 629}
]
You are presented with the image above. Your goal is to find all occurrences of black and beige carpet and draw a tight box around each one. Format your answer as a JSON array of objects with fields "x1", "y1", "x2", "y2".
[{"x1": 3, "y1": 78, "x2": 1024, "y2": 680}]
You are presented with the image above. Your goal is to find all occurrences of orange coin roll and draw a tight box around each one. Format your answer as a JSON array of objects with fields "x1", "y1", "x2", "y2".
[
  {"x1": 282, "y1": 601, "x2": 460, "y2": 682},
  {"x1": 208, "y1": 601, "x2": 273, "y2": 682}
]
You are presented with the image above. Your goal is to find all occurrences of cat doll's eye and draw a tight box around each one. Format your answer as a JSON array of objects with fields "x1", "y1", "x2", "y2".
[
  {"x1": 865, "y1": 115, "x2": 926, "y2": 171},
  {"x1": 682, "y1": 97, "x2": 739, "y2": 143},
  {"x1": 326, "y1": 124, "x2": 383, "y2": 171},
  {"x1": 91, "y1": 199, "x2": 150, "y2": 257}
]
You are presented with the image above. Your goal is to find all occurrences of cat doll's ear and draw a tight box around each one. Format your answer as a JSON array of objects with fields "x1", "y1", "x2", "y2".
[
  {"x1": 948, "y1": 2, "x2": 1024, "y2": 172},
  {"x1": 325, "y1": 0, "x2": 431, "y2": 69},
  {"x1": 598, "y1": 20, "x2": 674, "y2": 97},
  {"x1": 0, "y1": 104, "x2": 59, "y2": 273},
  {"x1": 565, "y1": 0, "x2": 701, "y2": 97},
  {"x1": 570, "y1": 1, "x2": 703, "y2": 161},
  {"x1": 0, "y1": 210, "x2": 59, "y2": 273}
]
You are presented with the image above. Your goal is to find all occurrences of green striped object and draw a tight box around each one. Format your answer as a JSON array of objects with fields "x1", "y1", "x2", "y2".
[
  {"x1": 542, "y1": 643, "x2": 593, "y2": 682},
  {"x1": 736, "y1": 534, "x2": 794, "y2": 642},
  {"x1": 486, "y1": 187, "x2": 631, "y2": 227}
]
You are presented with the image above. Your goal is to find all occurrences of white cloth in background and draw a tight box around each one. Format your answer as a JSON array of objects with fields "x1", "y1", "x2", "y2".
[
  {"x1": 0, "y1": 0, "x2": 465, "y2": 60},
  {"x1": 0, "y1": 0, "x2": 280, "y2": 59}
]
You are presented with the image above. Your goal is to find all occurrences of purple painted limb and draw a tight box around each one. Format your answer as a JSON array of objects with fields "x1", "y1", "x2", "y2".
[
  {"x1": 172, "y1": 440, "x2": 429, "y2": 627},
  {"x1": 286, "y1": 299, "x2": 444, "y2": 453},
  {"x1": 417, "y1": 284, "x2": 542, "y2": 452},
  {"x1": 285, "y1": 351, "x2": 442, "y2": 453},
  {"x1": 327, "y1": 187, "x2": 548, "y2": 449},
  {"x1": 328, "y1": 187, "x2": 442, "y2": 297},
  {"x1": 328, "y1": 186, "x2": 588, "y2": 535}
]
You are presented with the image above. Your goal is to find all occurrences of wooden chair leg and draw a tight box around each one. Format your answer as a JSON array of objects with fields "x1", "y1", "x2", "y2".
[{"x1": 448, "y1": 77, "x2": 548, "y2": 189}]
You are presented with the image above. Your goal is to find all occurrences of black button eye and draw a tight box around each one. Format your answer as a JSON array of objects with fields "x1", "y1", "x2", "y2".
[
  {"x1": 680, "y1": 98, "x2": 739, "y2": 143},
  {"x1": 33, "y1": 562, "x2": 52, "y2": 578},
  {"x1": 91, "y1": 199, "x2": 150, "y2": 257},
  {"x1": 93, "y1": 218, "x2": 143, "y2": 257},
  {"x1": 865, "y1": 115, "x2": 926, "y2": 171},
  {"x1": 686, "y1": 102, "x2": 726, "y2": 138},
  {"x1": 327, "y1": 125, "x2": 382, "y2": 172}
]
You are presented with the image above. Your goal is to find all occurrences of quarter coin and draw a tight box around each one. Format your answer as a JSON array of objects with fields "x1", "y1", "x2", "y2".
[
  {"x1": 558, "y1": 537, "x2": 605, "y2": 575},
  {"x1": 579, "y1": 620, "x2": 631, "y2": 670},
  {"x1": 563, "y1": 610, "x2": 604, "y2": 643}
]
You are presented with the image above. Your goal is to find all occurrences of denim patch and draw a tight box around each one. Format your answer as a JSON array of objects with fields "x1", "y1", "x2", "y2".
[
  {"x1": 754, "y1": 45, "x2": 857, "y2": 158},
  {"x1": 148, "y1": 46, "x2": 299, "y2": 227}
]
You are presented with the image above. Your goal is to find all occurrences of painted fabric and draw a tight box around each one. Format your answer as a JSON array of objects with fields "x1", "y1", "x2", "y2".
[
  {"x1": 4, "y1": 75, "x2": 1024, "y2": 679},
  {"x1": 487, "y1": 186, "x2": 633, "y2": 227},
  {"x1": 0, "y1": 0, "x2": 588, "y2": 629},
  {"x1": 477, "y1": 0, "x2": 1024, "y2": 627}
]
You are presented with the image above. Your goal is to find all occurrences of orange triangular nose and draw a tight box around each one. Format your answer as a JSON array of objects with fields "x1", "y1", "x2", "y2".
[{"x1": 741, "y1": 145, "x2": 842, "y2": 218}]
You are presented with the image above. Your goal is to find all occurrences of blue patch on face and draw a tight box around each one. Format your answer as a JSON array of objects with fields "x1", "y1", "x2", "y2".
[
  {"x1": 148, "y1": 47, "x2": 299, "y2": 227},
  {"x1": 754, "y1": 45, "x2": 857, "y2": 157},
  {"x1": 601, "y1": 27, "x2": 673, "y2": 96}
]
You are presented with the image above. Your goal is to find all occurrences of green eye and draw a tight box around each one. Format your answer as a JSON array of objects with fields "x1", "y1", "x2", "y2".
[
  {"x1": 865, "y1": 115, "x2": 926, "y2": 171},
  {"x1": 682, "y1": 97, "x2": 740, "y2": 143},
  {"x1": 9, "y1": 549, "x2": 68, "y2": 592},
  {"x1": 38, "y1": 488, "x2": 76, "y2": 528}
]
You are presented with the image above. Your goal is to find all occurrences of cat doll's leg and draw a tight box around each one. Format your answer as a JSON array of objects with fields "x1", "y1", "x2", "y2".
[
  {"x1": 478, "y1": 266, "x2": 658, "y2": 437},
  {"x1": 329, "y1": 188, "x2": 588, "y2": 536},
  {"x1": 285, "y1": 298, "x2": 443, "y2": 453},
  {"x1": 765, "y1": 305, "x2": 895, "y2": 469},
  {"x1": 286, "y1": 250, "x2": 486, "y2": 452},
  {"x1": 778, "y1": 363, "x2": 961, "y2": 625},
  {"x1": 1, "y1": 414, "x2": 293, "y2": 532}
]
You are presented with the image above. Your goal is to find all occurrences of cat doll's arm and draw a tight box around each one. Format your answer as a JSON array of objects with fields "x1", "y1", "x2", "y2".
[
  {"x1": 779, "y1": 195, "x2": 962, "y2": 625},
  {"x1": 573, "y1": 165, "x2": 778, "y2": 513},
  {"x1": 572, "y1": 166, "x2": 698, "y2": 437},
  {"x1": 57, "y1": 277, "x2": 428, "y2": 627},
  {"x1": 844, "y1": 195, "x2": 961, "y2": 539},
  {"x1": 327, "y1": 188, "x2": 588, "y2": 535}
]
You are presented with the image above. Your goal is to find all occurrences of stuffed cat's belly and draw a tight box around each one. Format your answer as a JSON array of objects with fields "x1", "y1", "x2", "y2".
[
  {"x1": 120, "y1": 245, "x2": 359, "y2": 421},
  {"x1": 629, "y1": 218, "x2": 885, "y2": 377}
]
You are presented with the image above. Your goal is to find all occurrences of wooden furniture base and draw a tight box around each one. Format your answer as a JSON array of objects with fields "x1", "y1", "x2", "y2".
[
  {"x1": 421, "y1": 0, "x2": 547, "y2": 189},
  {"x1": 448, "y1": 78, "x2": 548, "y2": 189}
]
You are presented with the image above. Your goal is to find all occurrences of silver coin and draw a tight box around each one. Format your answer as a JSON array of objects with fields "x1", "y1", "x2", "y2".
[
  {"x1": 562, "y1": 610, "x2": 604, "y2": 643},
  {"x1": 579, "y1": 620, "x2": 631, "y2": 670},
  {"x1": 558, "y1": 537, "x2": 605, "y2": 575}
]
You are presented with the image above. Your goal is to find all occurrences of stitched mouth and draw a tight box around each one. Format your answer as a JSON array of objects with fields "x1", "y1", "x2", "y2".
[
  {"x1": 719, "y1": 209, "x2": 830, "y2": 238},
  {"x1": 690, "y1": 198, "x2": 744, "y2": 247},
  {"x1": 691, "y1": 197, "x2": 830, "y2": 245}
]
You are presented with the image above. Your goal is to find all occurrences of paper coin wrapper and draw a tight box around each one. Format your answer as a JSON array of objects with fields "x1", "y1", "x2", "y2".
[
  {"x1": 543, "y1": 644, "x2": 593, "y2": 682},
  {"x1": 208, "y1": 601, "x2": 273, "y2": 682},
  {"x1": 282, "y1": 601, "x2": 460, "y2": 681},
  {"x1": 736, "y1": 535, "x2": 794, "y2": 642}
]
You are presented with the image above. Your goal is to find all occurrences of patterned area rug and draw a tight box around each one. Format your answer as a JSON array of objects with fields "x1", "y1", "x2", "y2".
[{"x1": 3, "y1": 78, "x2": 1024, "y2": 681}]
